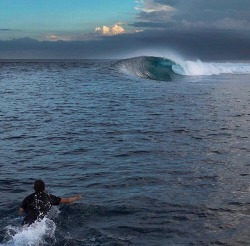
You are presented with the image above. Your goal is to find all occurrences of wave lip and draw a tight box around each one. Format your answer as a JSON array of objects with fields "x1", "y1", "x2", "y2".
[{"x1": 116, "y1": 56, "x2": 183, "y2": 81}]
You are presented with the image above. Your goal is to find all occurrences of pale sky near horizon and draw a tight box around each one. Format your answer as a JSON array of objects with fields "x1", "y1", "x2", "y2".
[{"x1": 0, "y1": 0, "x2": 250, "y2": 59}]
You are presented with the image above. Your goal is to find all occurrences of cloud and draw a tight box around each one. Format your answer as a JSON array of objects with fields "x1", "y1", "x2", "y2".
[
  {"x1": 0, "y1": 28, "x2": 20, "y2": 32},
  {"x1": 45, "y1": 34, "x2": 72, "y2": 41},
  {"x1": 214, "y1": 18, "x2": 250, "y2": 30},
  {"x1": 181, "y1": 18, "x2": 250, "y2": 30},
  {"x1": 134, "y1": 0, "x2": 174, "y2": 24},
  {"x1": 0, "y1": 29, "x2": 250, "y2": 60},
  {"x1": 135, "y1": 0, "x2": 174, "y2": 13},
  {"x1": 0, "y1": 29, "x2": 12, "y2": 31},
  {"x1": 95, "y1": 24, "x2": 125, "y2": 36},
  {"x1": 133, "y1": 0, "x2": 250, "y2": 30},
  {"x1": 1, "y1": 1, "x2": 249, "y2": 60}
]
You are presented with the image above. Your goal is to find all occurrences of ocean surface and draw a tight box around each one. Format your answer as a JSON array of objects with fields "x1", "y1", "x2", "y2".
[{"x1": 0, "y1": 57, "x2": 249, "y2": 246}]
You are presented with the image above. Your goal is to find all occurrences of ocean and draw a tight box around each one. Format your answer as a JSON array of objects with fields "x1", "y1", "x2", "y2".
[{"x1": 0, "y1": 57, "x2": 249, "y2": 246}]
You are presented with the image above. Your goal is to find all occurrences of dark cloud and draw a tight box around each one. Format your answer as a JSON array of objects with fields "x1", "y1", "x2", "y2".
[
  {"x1": 0, "y1": 29, "x2": 14, "y2": 31},
  {"x1": 0, "y1": 29, "x2": 249, "y2": 60},
  {"x1": 135, "y1": 0, "x2": 250, "y2": 30},
  {"x1": 131, "y1": 29, "x2": 250, "y2": 60},
  {"x1": 131, "y1": 21, "x2": 174, "y2": 28}
]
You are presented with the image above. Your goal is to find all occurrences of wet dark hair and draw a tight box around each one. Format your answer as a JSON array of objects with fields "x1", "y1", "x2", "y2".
[{"x1": 34, "y1": 179, "x2": 45, "y2": 192}]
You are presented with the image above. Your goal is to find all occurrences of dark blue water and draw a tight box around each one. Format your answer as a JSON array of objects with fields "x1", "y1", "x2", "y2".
[{"x1": 0, "y1": 59, "x2": 249, "y2": 246}]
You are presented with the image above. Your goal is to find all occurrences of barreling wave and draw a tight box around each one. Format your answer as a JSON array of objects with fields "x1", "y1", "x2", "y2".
[
  {"x1": 116, "y1": 56, "x2": 182, "y2": 81},
  {"x1": 116, "y1": 56, "x2": 250, "y2": 81}
]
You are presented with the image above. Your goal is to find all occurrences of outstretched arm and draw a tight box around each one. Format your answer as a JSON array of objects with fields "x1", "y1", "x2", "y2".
[{"x1": 60, "y1": 195, "x2": 82, "y2": 204}]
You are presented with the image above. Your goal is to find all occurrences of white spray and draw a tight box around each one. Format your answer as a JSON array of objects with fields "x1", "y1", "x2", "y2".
[
  {"x1": 0, "y1": 207, "x2": 60, "y2": 246},
  {"x1": 180, "y1": 60, "x2": 250, "y2": 76}
]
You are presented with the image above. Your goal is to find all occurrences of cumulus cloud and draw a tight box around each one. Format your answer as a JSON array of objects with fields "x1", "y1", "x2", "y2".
[{"x1": 95, "y1": 24, "x2": 125, "y2": 36}]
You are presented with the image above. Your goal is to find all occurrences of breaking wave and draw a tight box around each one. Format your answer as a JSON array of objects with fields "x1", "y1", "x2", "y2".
[
  {"x1": 116, "y1": 56, "x2": 181, "y2": 81},
  {"x1": 116, "y1": 56, "x2": 250, "y2": 81},
  {"x1": 182, "y1": 60, "x2": 250, "y2": 76}
]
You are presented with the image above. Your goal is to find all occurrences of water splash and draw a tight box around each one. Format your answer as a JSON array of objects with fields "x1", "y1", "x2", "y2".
[
  {"x1": 0, "y1": 207, "x2": 60, "y2": 246},
  {"x1": 0, "y1": 218, "x2": 56, "y2": 246}
]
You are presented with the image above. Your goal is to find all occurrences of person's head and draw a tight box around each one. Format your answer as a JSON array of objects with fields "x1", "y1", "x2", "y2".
[{"x1": 34, "y1": 179, "x2": 45, "y2": 192}]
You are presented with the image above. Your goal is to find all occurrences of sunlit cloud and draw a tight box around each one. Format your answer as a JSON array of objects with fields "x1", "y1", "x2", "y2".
[
  {"x1": 135, "y1": 0, "x2": 175, "y2": 13},
  {"x1": 95, "y1": 24, "x2": 125, "y2": 36}
]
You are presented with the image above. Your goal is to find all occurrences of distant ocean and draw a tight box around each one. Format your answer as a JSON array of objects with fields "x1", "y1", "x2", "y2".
[{"x1": 0, "y1": 57, "x2": 250, "y2": 246}]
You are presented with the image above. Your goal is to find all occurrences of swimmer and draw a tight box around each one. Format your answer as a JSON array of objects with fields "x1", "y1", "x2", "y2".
[{"x1": 18, "y1": 179, "x2": 81, "y2": 226}]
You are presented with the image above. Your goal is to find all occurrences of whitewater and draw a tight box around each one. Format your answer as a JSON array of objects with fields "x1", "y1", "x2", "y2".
[
  {"x1": 180, "y1": 60, "x2": 250, "y2": 76},
  {"x1": 0, "y1": 56, "x2": 250, "y2": 246}
]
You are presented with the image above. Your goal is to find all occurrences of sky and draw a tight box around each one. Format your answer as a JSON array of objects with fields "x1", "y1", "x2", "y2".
[{"x1": 0, "y1": 0, "x2": 250, "y2": 60}]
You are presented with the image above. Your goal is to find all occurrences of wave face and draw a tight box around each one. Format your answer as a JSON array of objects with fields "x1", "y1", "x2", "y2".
[
  {"x1": 116, "y1": 56, "x2": 250, "y2": 81},
  {"x1": 116, "y1": 56, "x2": 182, "y2": 81}
]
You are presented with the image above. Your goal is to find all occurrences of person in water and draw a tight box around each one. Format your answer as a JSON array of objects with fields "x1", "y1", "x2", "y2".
[{"x1": 18, "y1": 179, "x2": 82, "y2": 226}]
